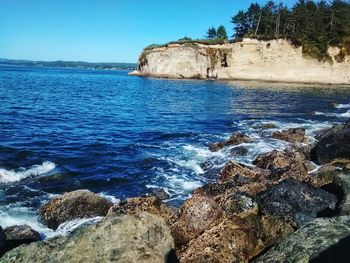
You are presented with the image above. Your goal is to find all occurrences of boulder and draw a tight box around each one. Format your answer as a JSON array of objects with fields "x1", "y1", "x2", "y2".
[
  {"x1": 305, "y1": 165, "x2": 335, "y2": 188},
  {"x1": 168, "y1": 194, "x2": 224, "y2": 246},
  {"x1": 178, "y1": 215, "x2": 293, "y2": 263},
  {"x1": 229, "y1": 146, "x2": 249, "y2": 157},
  {"x1": 107, "y1": 196, "x2": 172, "y2": 221},
  {"x1": 257, "y1": 179, "x2": 337, "y2": 227},
  {"x1": 0, "y1": 225, "x2": 41, "y2": 257},
  {"x1": 4, "y1": 225, "x2": 41, "y2": 242},
  {"x1": 147, "y1": 188, "x2": 170, "y2": 200},
  {"x1": 311, "y1": 123, "x2": 350, "y2": 164},
  {"x1": 220, "y1": 161, "x2": 266, "y2": 182},
  {"x1": 253, "y1": 216, "x2": 350, "y2": 263},
  {"x1": 40, "y1": 190, "x2": 113, "y2": 230},
  {"x1": 1, "y1": 213, "x2": 176, "y2": 263},
  {"x1": 272, "y1": 128, "x2": 306, "y2": 143},
  {"x1": 253, "y1": 123, "x2": 278, "y2": 130},
  {"x1": 209, "y1": 132, "x2": 252, "y2": 152},
  {"x1": 334, "y1": 171, "x2": 350, "y2": 216}
]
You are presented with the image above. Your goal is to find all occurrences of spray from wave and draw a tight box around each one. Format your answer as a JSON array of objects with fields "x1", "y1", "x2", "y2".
[{"x1": 0, "y1": 161, "x2": 56, "y2": 183}]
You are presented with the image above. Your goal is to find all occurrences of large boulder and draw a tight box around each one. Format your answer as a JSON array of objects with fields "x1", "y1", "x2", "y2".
[
  {"x1": 254, "y1": 216, "x2": 350, "y2": 263},
  {"x1": 257, "y1": 179, "x2": 337, "y2": 227},
  {"x1": 272, "y1": 128, "x2": 306, "y2": 143},
  {"x1": 178, "y1": 215, "x2": 293, "y2": 263},
  {"x1": 107, "y1": 196, "x2": 172, "y2": 221},
  {"x1": 40, "y1": 190, "x2": 113, "y2": 230},
  {"x1": 334, "y1": 171, "x2": 350, "y2": 216},
  {"x1": 311, "y1": 123, "x2": 350, "y2": 164},
  {"x1": 0, "y1": 225, "x2": 41, "y2": 257},
  {"x1": 220, "y1": 161, "x2": 266, "y2": 182},
  {"x1": 168, "y1": 194, "x2": 224, "y2": 247},
  {"x1": 1, "y1": 213, "x2": 175, "y2": 263}
]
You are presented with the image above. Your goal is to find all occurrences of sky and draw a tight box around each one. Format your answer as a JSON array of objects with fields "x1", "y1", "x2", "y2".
[{"x1": 0, "y1": 0, "x2": 295, "y2": 63}]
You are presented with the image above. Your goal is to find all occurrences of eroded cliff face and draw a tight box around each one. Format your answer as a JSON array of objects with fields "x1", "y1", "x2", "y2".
[{"x1": 132, "y1": 39, "x2": 350, "y2": 85}]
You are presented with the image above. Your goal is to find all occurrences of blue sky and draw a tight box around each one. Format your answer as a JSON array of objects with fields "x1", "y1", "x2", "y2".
[{"x1": 0, "y1": 0, "x2": 295, "y2": 63}]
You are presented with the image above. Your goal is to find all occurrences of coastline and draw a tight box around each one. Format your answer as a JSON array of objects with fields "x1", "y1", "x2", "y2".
[{"x1": 131, "y1": 39, "x2": 350, "y2": 86}]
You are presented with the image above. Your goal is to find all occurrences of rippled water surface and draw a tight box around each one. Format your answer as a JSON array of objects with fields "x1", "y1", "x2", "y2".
[{"x1": 0, "y1": 65, "x2": 350, "y2": 237}]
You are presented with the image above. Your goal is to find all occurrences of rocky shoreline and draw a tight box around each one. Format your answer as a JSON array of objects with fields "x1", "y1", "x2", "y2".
[{"x1": 1, "y1": 122, "x2": 350, "y2": 262}]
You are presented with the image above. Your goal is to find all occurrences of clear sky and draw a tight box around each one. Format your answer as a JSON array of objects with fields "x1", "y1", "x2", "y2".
[{"x1": 0, "y1": 0, "x2": 295, "y2": 63}]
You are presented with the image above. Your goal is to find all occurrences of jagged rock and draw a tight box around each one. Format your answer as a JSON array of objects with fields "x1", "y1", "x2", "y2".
[
  {"x1": 220, "y1": 161, "x2": 266, "y2": 182},
  {"x1": 229, "y1": 146, "x2": 249, "y2": 156},
  {"x1": 305, "y1": 165, "x2": 335, "y2": 188},
  {"x1": 216, "y1": 192, "x2": 259, "y2": 218},
  {"x1": 224, "y1": 132, "x2": 252, "y2": 146},
  {"x1": 208, "y1": 142, "x2": 224, "y2": 152},
  {"x1": 178, "y1": 215, "x2": 293, "y2": 263},
  {"x1": 1, "y1": 213, "x2": 175, "y2": 263},
  {"x1": 107, "y1": 196, "x2": 172, "y2": 221},
  {"x1": 334, "y1": 171, "x2": 350, "y2": 216},
  {"x1": 253, "y1": 123, "x2": 278, "y2": 130},
  {"x1": 209, "y1": 132, "x2": 252, "y2": 152},
  {"x1": 40, "y1": 190, "x2": 113, "y2": 230},
  {"x1": 4, "y1": 225, "x2": 41, "y2": 242},
  {"x1": 147, "y1": 188, "x2": 170, "y2": 200},
  {"x1": 168, "y1": 194, "x2": 224, "y2": 246},
  {"x1": 253, "y1": 149, "x2": 310, "y2": 183},
  {"x1": 311, "y1": 123, "x2": 350, "y2": 164},
  {"x1": 272, "y1": 128, "x2": 306, "y2": 143},
  {"x1": 0, "y1": 225, "x2": 41, "y2": 257},
  {"x1": 254, "y1": 216, "x2": 350, "y2": 263},
  {"x1": 257, "y1": 179, "x2": 337, "y2": 227}
]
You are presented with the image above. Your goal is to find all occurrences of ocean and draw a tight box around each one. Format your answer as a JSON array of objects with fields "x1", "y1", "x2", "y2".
[{"x1": 0, "y1": 65, "x2": 349, "y2": 238}]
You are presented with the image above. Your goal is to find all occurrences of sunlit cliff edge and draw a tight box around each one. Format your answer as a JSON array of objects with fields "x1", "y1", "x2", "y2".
[{"x1": 130, "y1": 39, "x2": 350, "y2": 85}]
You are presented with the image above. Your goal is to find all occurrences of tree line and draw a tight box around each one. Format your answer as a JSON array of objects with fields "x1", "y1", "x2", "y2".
[{"x1": 204, "y1": 0, "x2": 350, "y2": 61}]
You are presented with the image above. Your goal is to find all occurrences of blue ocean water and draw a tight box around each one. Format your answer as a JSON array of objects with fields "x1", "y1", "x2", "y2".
[{"x1": 0, "y1": 65, "x2": 350, "y2": 237}]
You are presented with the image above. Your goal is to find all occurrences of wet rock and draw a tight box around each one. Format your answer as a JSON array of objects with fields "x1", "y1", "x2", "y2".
[
  {"x1": 208, "y1": 142, "x2": 224, "y2": 152},
  {"x1": 216, "y1": 192, "x2": 259, "y2": 218},
  {"x1": 224, "y1": 132, "x2": 252, "y2": 146},
  {"x1": 209, "y1": 132, "x2": 252, "y2": 152},
  {"x1": 334, "y1": 172, "x2": 350, "y2": 216},
  {"x1": 107, "y1": 196, "x2": 172, "y2": 221},
  {"x1": 1, "y1": 213, "x2": 175, "y2": 263},
  {"x1": 147, "y1": 188, "x2": 170, "y2": 200},
  {"x1": 311, "y1": 123, "x2": 350, "y2": 164},
  {"x1": 178, "y1": 215, "x2": 293, "y2": 263},
  {"x1": 253, "y1": 149, "x2": 309, "y2": 183},
  {"x1": 168, "y1": 194, "x2": 224, "y2": 246},
  {"x1": 257, "y1": 179, "x2": 337, "y2": 227},
  {"x1": 229, "y1": 146, "x2": 249, "y2": 156},
  {"x1": 306, "y1": 165, "x2": 335, "y2": 188},
  {"x1": 4, "y1": 225, "x2": 41, "y2": 242},
  {"x1": 254, "y1": 216, "x2": 350, "y2": 263},
  {"x1": 272, "y1": 128, "x2": 306, "y2": 143},
  {"x1": 40, "y1": 190, "x2": 113, "y2": 230},
  {"x1": 0, "y1": 225, "x2": 41, "y2": 257},
  {"x1": 253, "y1": 123, "x2": 278, "y2": 130},
  {"x1": 220, "y1": 160, "x2": 266, "y2": 182}
]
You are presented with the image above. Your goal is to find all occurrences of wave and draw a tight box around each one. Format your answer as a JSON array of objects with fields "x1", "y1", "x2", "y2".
[
  {"x1": 0, "y1": 161, "x2": 56, "y2": 183},
  {"x1": 334, "y1": 103, "x2": 350, "y2": 109},
  {"x1": 341, "y1": 110, "x2": 350, "y2": 118}
]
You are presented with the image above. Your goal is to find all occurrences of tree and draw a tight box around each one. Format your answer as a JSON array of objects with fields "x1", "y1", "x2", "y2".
[
  {"x1": 217, "y1": 25, "x2": 228, "y2": 39},
  {"x1": 205, "y1": 27, "x2": 217, "y2": 39},
  {"x1": 231, "y1": 10, "x2": 249, "y2": 38}
]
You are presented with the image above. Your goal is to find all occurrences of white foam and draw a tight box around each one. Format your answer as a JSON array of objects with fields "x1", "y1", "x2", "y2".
[
  {"x1": 0, "y1": 161, "x2": 56, "y2": 183},
  {"x1": 98, "y1": 192, "x2": 120, "y2": 204},
  {"x1": 335, "y1": 103, "x2": 350, "y2": 109},
  {"x1": 55, "y1": 217, "x2": 103, "y2": 236},
  {"x1": 341, "y1": 110, "x2": 350, "y2": 118}
]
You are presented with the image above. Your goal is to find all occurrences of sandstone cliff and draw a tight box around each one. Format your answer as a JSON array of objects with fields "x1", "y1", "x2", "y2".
[{"x1": 131, "y1": 39, "x2": 350, "y2": 85}]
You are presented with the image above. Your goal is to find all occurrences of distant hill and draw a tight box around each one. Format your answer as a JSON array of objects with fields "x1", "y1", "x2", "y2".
[{"x1": 0, "y1": 58, "x2": 137, "y2": 71}]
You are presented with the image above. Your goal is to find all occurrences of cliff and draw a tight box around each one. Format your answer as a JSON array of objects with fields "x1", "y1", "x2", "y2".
[{"x1": 130, "y1": 39, "x2": 350, "y2": 85}]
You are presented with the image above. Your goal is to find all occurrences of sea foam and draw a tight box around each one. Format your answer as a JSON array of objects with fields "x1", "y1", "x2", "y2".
[{"x1": 0, "y1": 161, "x2": 56, "y2": 183}]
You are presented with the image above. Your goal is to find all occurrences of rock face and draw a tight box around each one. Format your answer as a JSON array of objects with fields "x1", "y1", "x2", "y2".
[
  {"x1": 272, "y1": 128, "x2": 306, "y2": 143},
  {"x1": 254, "y1": 216, "x2": 350, "y2": 262},
  {"x1": 1, "y1": 213, "x2": 175, "y2": 263},
  {"x1": 132, "y1": 39, "x2": 350, "y2": 85},
  {"x1": 107, "y1": 196, "x2": 172, "y2": 221},
  {"x1": 257, "y1": 179, "x2": 337, "y2": 227},
  {"x1": 209, "y1": 132, "x2": 252, "y2": 152},
  {"x1": 0, "y1": 225, "x2": 41, "y2": 257},
  {"x1": 311, "y1": 123, "x2": 350, "y2": 164},
  {"x1": 40, "y1": 190, "x2": 113, "y2": 230}
]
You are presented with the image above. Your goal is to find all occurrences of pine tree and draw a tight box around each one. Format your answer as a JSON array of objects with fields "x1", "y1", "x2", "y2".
[
  {"x1": 217, "y1": 25, "x2": 228, "y2": 40},
  {"x1": 205, "y1": 27, "x2": 217, "y2": 39}
]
